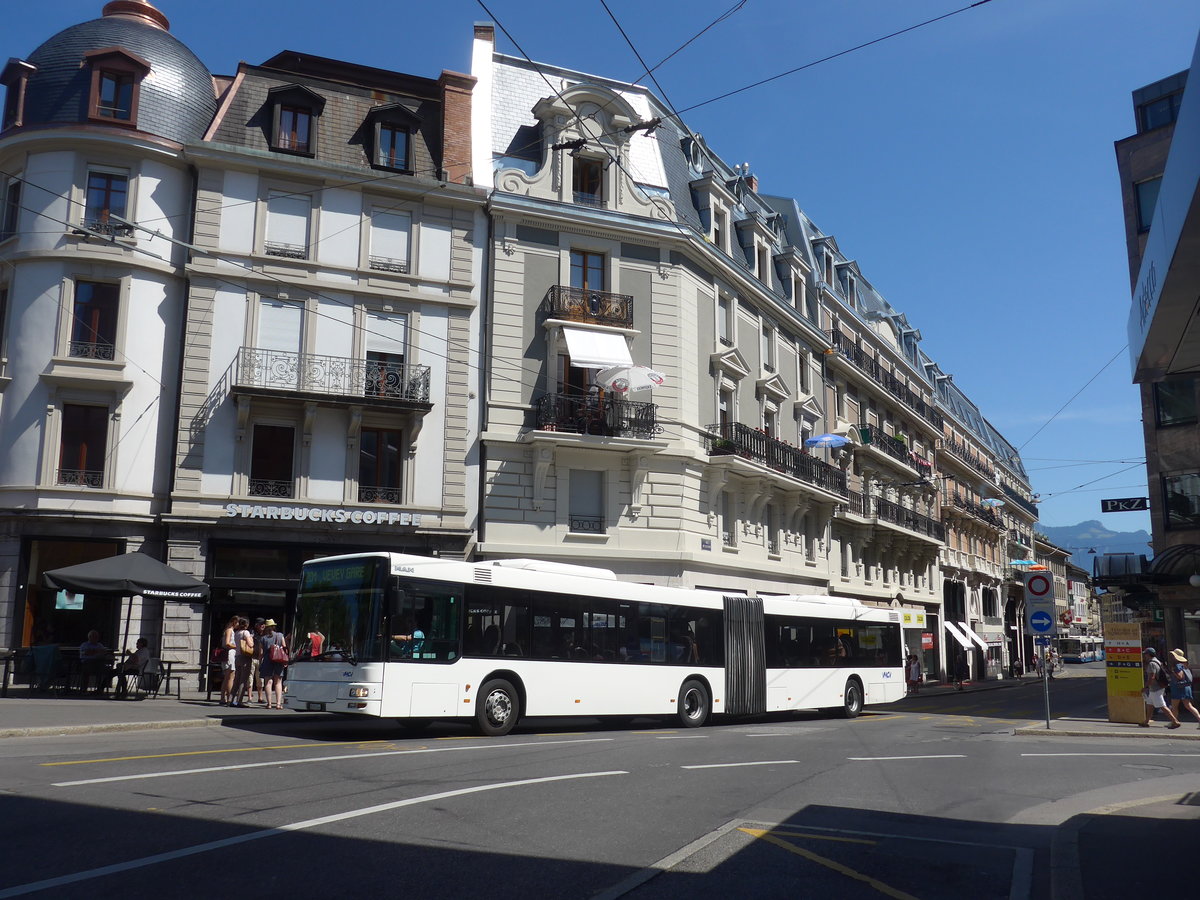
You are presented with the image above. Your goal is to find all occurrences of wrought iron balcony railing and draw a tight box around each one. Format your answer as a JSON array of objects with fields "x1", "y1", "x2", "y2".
[
  {"x1": 358, "y1": 485, "x2": 402, "y2": 504},
  {"x1": 826, "y1": 331, "x2": 944, "y2": 428},
  {"x1": 569, "y1": 514, "x2": 605, "y2": 533},
  {"x1": 1009, "y1": 528, "x2": 1032, "y2": 547},
  {"x1": 844, "y1": 489, "x2": 866, "y2": 517},
  {"x1": 68, "y1": 340, "x2": 116, "y2": 361},
  {"x1": 942, "y1": 438, "x2": 996, "y2": 481},
  {"x1": 248, "y1": 479, "x2": 293, "y2": 498},
  {"x1": 533, "y1": 392, "x2": 661, "y2": 439},
  {"x1": 57, "y1": 468, "x2": 104, "y2": 488},
  {"x1": 704, "y1": 422, "x2": 848, "y2": 497},
  {"x1": 858, "y1": 423, "x2": 918, "y2": 470},
  {"x1": 233, "y1": 347, "x2": 432, "y2": 405},
  {"x1": 874, "y1": 496, "x2": 946, "y2": 541},
  {"x1": 948, "y1": 493, "x2": 1002, "y2": 527},
  {"x1": 542, "y1": 285, "x2": 634, "y2": 328},
  {"x1": 368, "y1": 256, "x2": 409, "y2": 274},
  {"x1": 82, "y1": 218, "x2": 135, "y2": 237},
  {"x1": 1002, "y1": 483, "x2": 1039, "y2": 516},
  {"x1": 264, "y1": 241, "x2": 307, "y2": 259},
  {"x1": 573, "y1": 191, "x2": 604, "y2": 208}
]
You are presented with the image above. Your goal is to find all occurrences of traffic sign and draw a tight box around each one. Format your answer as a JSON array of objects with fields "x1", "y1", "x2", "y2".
[
  {"x1": 1034, "y1": 636, "x2": 1052, "y2": 646},
  {"x1": 1023, "y1": 571, "x2": 1057, "y2": 636}
]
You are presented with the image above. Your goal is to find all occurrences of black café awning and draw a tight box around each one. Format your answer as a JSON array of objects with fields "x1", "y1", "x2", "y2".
[{"x1": 44, "y1": 552, "x2": 210, "y2": 601}]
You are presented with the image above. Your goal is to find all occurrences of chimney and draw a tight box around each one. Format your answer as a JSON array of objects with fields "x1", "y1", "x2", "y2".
[
  {"x1": 746, "y1": 173, "x2": 758, "y2": 194},
  {"x1": 439, "y1": 70, "x2": 477, "y2": 185},
  {"x1": 474, "y1": 22, "x2": 495, "y2": 43}
]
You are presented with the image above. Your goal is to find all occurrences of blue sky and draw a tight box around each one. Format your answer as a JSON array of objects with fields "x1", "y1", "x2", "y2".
[{"x1": 9, "y1": 0, "x2": 1199, "y2": 545}]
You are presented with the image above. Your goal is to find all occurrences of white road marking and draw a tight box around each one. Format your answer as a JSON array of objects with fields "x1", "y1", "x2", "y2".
[
  {"x1": 52, "y1": 737, "x2": 613, "y2": 787},
  {"x1": 847, "y1": 754, "x2": 967, "y2": 761},
  {"x1": 656, "y1": 735, "x2": 707, "y2": 740},
  {"x1": 681, "y1": 760, "x2": 800, "y2": 769},
  {"x1": 1021, "y1": 752, "x2": 1200, "y2": 758},
  {"x1": 0, "y1": 771, "x2": 627, "y2": 898},
  {"x1": 743, "y1": 733, "x2": 795, "y2": 737}
]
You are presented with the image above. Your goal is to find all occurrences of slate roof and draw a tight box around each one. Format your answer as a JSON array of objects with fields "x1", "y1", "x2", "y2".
[{"x1": 19, "y1": 11, "x2": 217, "y2": 143}]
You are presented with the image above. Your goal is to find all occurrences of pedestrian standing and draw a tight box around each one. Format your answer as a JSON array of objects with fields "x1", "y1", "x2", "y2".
[
  {"x1": 906, "y1": 654, "x2": 921, "y2": 695},
  {"x1": 954, "y1": 653, "x2": 968, "y2": 691},
  {"x1": 219, "y1": 615, "x2": 238, "y2": 705},
  {"x1": 230, "y1": 616, "x2": 254, "y2": 708},
  {"x1": 258, "y1": 619, "x2": 288, "y2": 710},
  {"x1": 1141, "y1": 647, "x2": 1182, "y2": 728},
  {"x1": 250, "y1": 617, "x2": 267, "y2": 705},
  {"x1": 1167, "y1": 648, "x2": 1200, "y2": 728}
]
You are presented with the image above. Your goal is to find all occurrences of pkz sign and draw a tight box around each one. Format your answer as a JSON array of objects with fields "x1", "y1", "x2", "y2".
[{"x1": 1101, "y1": 497, "x2": 1148, "y2": 513}]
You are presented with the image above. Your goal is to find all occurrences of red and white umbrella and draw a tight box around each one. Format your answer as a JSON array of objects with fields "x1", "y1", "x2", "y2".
[{"x1": 594, "y1": 365, "x2": 666, "y2": 394}]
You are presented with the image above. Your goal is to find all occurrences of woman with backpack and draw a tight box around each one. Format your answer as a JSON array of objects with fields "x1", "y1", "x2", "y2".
[
  {"x1": 1168, "y1": 648, "x2": 1200, "y2": 728},
  {"x1": 1141, "y1": 647, "x2": 1182, "y2": 728}
]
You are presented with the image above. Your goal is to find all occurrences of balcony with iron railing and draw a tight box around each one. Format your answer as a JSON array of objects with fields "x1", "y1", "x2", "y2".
[
  {"x1": 358, "y1": 485, "x2": 402, "y2": 504},
  {"x1": 826, "y1": 331, "x2": 944, "y2": 428},
  {"x1": 941, "y1": 437, "x2": 996, "y2": 481},
  {"x1": 368, "y1": 256, "x2": 409, "y2": 274},
  {"x1": 57, "y1": 468, "x2": 104, "y2": 488},
  {"x1": 704, "y1": 422, "x2": 848, "y2": 497},
  {"x1": 533, "y1": 393, "x2": 661, "y2": 439},
  {"x1": 231, "y1": 347, "x2": 432, "y2": 408},
  {"x1": 248, "y1": 478, "x2": 293, "y2": 499},
  {"x1": 857, "y1": 423, "x2": 930, "y2": 475},
  {"x1": 264, "y1": 241, "x2": 307, "y2": 259},
  {"x1": 542, "y1": 285, "x2": 633, "y2": 328},
  {"x1": 947, "y1": 493, "x2": 1002, "y2": 528},
  {"x1": 68, "y1": 340, "x2": 116, "y2": 361},
  {"x1": 873, "y1": 496, "x2": 946, "y2": 541},
  {"x1": 1002, "y1": 483, "x2": 1039, "y2": 516},
  {"x1": 1009, "y1": 528, "x2": 1033, "y2": 547}
]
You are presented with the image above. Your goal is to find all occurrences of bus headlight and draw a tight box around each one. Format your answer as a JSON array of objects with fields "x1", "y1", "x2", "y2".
[{"x1": 348, "y1": 687, "x2": 370, "y2": 698}]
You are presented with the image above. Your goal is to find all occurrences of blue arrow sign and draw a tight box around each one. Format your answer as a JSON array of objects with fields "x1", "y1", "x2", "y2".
[{"x1": 1029, "y1": 610, "x2": 1054, "y2": 633}]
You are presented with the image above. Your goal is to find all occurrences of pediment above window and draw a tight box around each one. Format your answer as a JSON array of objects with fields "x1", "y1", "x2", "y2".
[
  {"x1": 710, "y1": 346, "x2": 751, "y2": 381},
  {"x1": 84, "y1": 46, "x2": 151, "y2": 73},
  {"x1": 756, "y1": 373, "x2": 790, "y2": 402},
  {"x1": 267, "y1": 84, "x2": 326, "y2": 113},
  {"x1": 794, "y1": 393, "x2": 823, "y2": 422},
  {"x1": 365, "y1": 102, "x2": 422, "y2": 128},
  {"x1": 532, "y1": 82, "x2": 640, "y2": 138}
]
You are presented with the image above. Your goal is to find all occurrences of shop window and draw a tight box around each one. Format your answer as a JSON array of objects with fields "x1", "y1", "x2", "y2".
[
  {"x1": 1154, "y1": 378, "x2": 1197, "y2": 427},
  {"x1": 368, "y1": 210, "x2": 411, "y2": 273},
  {"x1": 84, "y1": 170, "x2": 131, "y2": 236},
  {"x1": 84, "y1": 48, "x2": 148, "y2": 125},
  {"x1": 267, "y1": 85, "x2": 324, "y2": 156},
  {"x1": 264, "y1": 190, "x2": 310, "y2": 259},
  {"x1": 358, "y1": 428, "x2": 403, "y2": 504},
  {"x1": 1, "y1": 176, "x2": 19, "y2": 241},
  {"x1": 69, "y1": 281, "x2": 119, "y2": 361},
  {"x1": 568, "y1": 469, "x2": 605, "y2": 534},
  {"x1": 58, "y1": 404, "x2": 108, "y2": 487},
  {"x1": 1164, "y1": 472, "x2": 1200, "y2": 530},
  {"x1": 572, "y1": 157, "x2": 604, "y2": 207},
  {"x1": 249, "y1": 424, "x2": 295, "y2": 498}
]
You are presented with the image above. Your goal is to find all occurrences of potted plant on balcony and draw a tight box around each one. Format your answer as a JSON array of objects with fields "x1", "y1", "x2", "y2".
[{"x1": 710, "y1": 437, "x2": 736, "y2": 455}]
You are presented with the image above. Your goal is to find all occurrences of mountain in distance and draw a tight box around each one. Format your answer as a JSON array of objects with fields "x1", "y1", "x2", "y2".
[{"x1": 1037, "y1": 520, "x2": 1153, "y2": 574}]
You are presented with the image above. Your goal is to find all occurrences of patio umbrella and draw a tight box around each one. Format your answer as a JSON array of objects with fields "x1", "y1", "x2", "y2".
[
  {"x1": 45, "y1": 552, "x2": 210, "y2": 653},
  {"x1": 980, "y1": 499, "x2": 1005, "y2": 508},
  {"x1": 593, "y1": 364, "x2": 665, "y2": 394},
  {"x1": 804, "y1": 433, "x2": 851, "y2": 449}
]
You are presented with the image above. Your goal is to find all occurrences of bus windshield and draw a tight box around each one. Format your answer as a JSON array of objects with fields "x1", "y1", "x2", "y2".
[{"x1": 293, "y1": 557, "x2": 388, "y2": 663}]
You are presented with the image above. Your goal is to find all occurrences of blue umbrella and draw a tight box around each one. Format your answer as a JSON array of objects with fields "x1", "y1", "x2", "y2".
[{"x1": 804, "y1": 433, "x2": 850, "y2": 449}]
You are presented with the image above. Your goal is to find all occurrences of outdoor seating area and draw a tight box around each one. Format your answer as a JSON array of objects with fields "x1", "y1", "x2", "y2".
[{"x1": 0, "y1": 646, "x2": 179, "y2": 700}]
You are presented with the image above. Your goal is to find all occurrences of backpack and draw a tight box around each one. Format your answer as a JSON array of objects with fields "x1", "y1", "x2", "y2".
[{"x1": 1154, "y1": 660, "x2": 1171, "y2": 690}]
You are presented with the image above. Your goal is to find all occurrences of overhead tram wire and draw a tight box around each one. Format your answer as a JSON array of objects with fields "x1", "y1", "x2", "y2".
[
  {"x1": 630, "y1": 0, "x2": 750, "y2": 85},
  {"x1": 1016, "y1": 343, "x2": 1129, "y2": 453}
]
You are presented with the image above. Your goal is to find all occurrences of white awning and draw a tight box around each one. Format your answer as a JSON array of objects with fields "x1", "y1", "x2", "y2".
[
  {"x1": 562, "y1": 327, "x2": 633, "y2": 369},
  {"x1": 943, "y1": 621, "x2": 974, "y2": 650},
  {"x1": 958, "y1": 621, "x2": 991, "y2": 652}
]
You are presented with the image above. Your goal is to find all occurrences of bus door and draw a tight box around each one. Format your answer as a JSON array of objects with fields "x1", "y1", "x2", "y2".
[{"x1": 723, "y1": 596, "x2": 765, "y2": 716}]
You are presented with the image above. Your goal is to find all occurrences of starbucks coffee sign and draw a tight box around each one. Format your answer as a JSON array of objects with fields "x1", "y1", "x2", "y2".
[{"x1": 224, "y1": 503, "x2": 422, "y2": 526}]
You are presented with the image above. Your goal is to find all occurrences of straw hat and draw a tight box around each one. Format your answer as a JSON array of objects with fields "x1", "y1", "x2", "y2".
[
  {"x1": 263, "y1": 618, "x2": 278, "y2": 627},
  {"x1": 1170, "y1": 648, "x2": 1188, "y2": 663}
]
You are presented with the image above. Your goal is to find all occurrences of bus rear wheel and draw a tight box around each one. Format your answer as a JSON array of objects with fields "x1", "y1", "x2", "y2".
[
  {"x1": 677, "y1": 679, "x2": 710, "y2": 728},
  {"x1": 476, "y1": 679, "x2": 520, "y2": 736},
  {"x1": 839, "y1": 678, "x2": 863, "y2": 719}
]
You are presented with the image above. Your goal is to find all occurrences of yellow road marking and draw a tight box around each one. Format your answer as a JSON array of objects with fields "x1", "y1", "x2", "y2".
[
  {"x1": 42, "y1": 740, "x2": 389, "y2": 767},
  {"x1": 739, "y1": 828, "x2": 919, "y2": 900},
  {"x1": 859, "y1": 715, "x2": 903, "y2": 722},
  {"x1": 741, "y1": 827, "x2": 874, "y2": 846}
]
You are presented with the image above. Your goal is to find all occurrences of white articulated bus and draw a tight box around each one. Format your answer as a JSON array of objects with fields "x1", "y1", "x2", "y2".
[{"x1": 282, "y1": 552, "x2": 905, "y2": 735}]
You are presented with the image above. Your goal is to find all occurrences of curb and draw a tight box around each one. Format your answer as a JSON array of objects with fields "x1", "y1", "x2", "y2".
[
  {"x1": 1014, "y1": 726, "x2": 1200, "y2": 740},
  {"x1": 0, "y1": 712, "x2": 304, "y2": 739}
]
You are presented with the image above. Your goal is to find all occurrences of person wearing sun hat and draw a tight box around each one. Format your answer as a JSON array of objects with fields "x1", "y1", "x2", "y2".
[
  {"x1": 1168, "y1": 648, "x2": 1200, "y2": 728},
  {"x1": 1142, "y1": 647, "x2": 1181, "y2": 728},
  {"x1": 257, "y1": 618, "x2": 288, "y2": 709}
]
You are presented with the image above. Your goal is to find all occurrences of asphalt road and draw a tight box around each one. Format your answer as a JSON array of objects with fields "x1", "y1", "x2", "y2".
[{"x1": 1, "y1": 668, "x2": 1194, "y2": 900}]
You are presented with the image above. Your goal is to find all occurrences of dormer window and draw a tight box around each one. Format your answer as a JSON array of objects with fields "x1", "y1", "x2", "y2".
[
  {"x1": 573, "y1": 156, "x2": 604, "y2": 207},
  {"x1": 1, "y1": 59, "x2": 35, "y2": 131},
  {"x1": 365, "y1": 103, "x2": 422, "y2": 172},
  {"x1": 268, "y1": 85, "x2": 325, "y2": 157},
  {"x1": 85, "y1": 48, "x2": 149, "y2": 126}
]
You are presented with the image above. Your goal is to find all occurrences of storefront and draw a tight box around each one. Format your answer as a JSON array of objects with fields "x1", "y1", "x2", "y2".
[
  {"x1": 12, "y1": 537, "x2": 127, "y2": 649},
  {"x1": 900, "y1": 608, "x2": 939, "y2": 685}
]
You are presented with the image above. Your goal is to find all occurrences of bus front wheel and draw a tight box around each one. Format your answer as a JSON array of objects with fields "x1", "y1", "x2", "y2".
[
  {"x1": 677, "y1": 679, "x2": 710, "y2": 728},
  {"x1": 839, "y1": 678, "x2": 863, "y2": 719},
  {"x1": 476, "y1": 679, "x2": 520, "y2": 736}
]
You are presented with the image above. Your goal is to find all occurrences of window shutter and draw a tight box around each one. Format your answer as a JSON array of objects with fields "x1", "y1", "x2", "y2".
[
  {"x1": 569, "y1": 470, "x2": 603, "y2": 519},
  {"x1": 370, "y1": 211, "x2": 411, "y2": 263},
  {"x1": 258, "y1": 299, "x2": 303, "y2": 352},
  {"x1": 365, "y1": 312, "x2": 407, "y2": 357},
  {"x1": 266, "y1": 191, "x2": 310, "y2": 248}
]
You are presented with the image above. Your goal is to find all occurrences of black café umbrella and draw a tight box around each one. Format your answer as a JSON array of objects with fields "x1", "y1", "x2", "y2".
[{"x1": 44, "y1": 552, "x2": 210, "y2": 653}]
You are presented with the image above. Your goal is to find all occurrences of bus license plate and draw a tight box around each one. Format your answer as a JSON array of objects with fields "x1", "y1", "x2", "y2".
[{"x1": 306, "y1": 702, "x2": 325, "y2": 711}]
